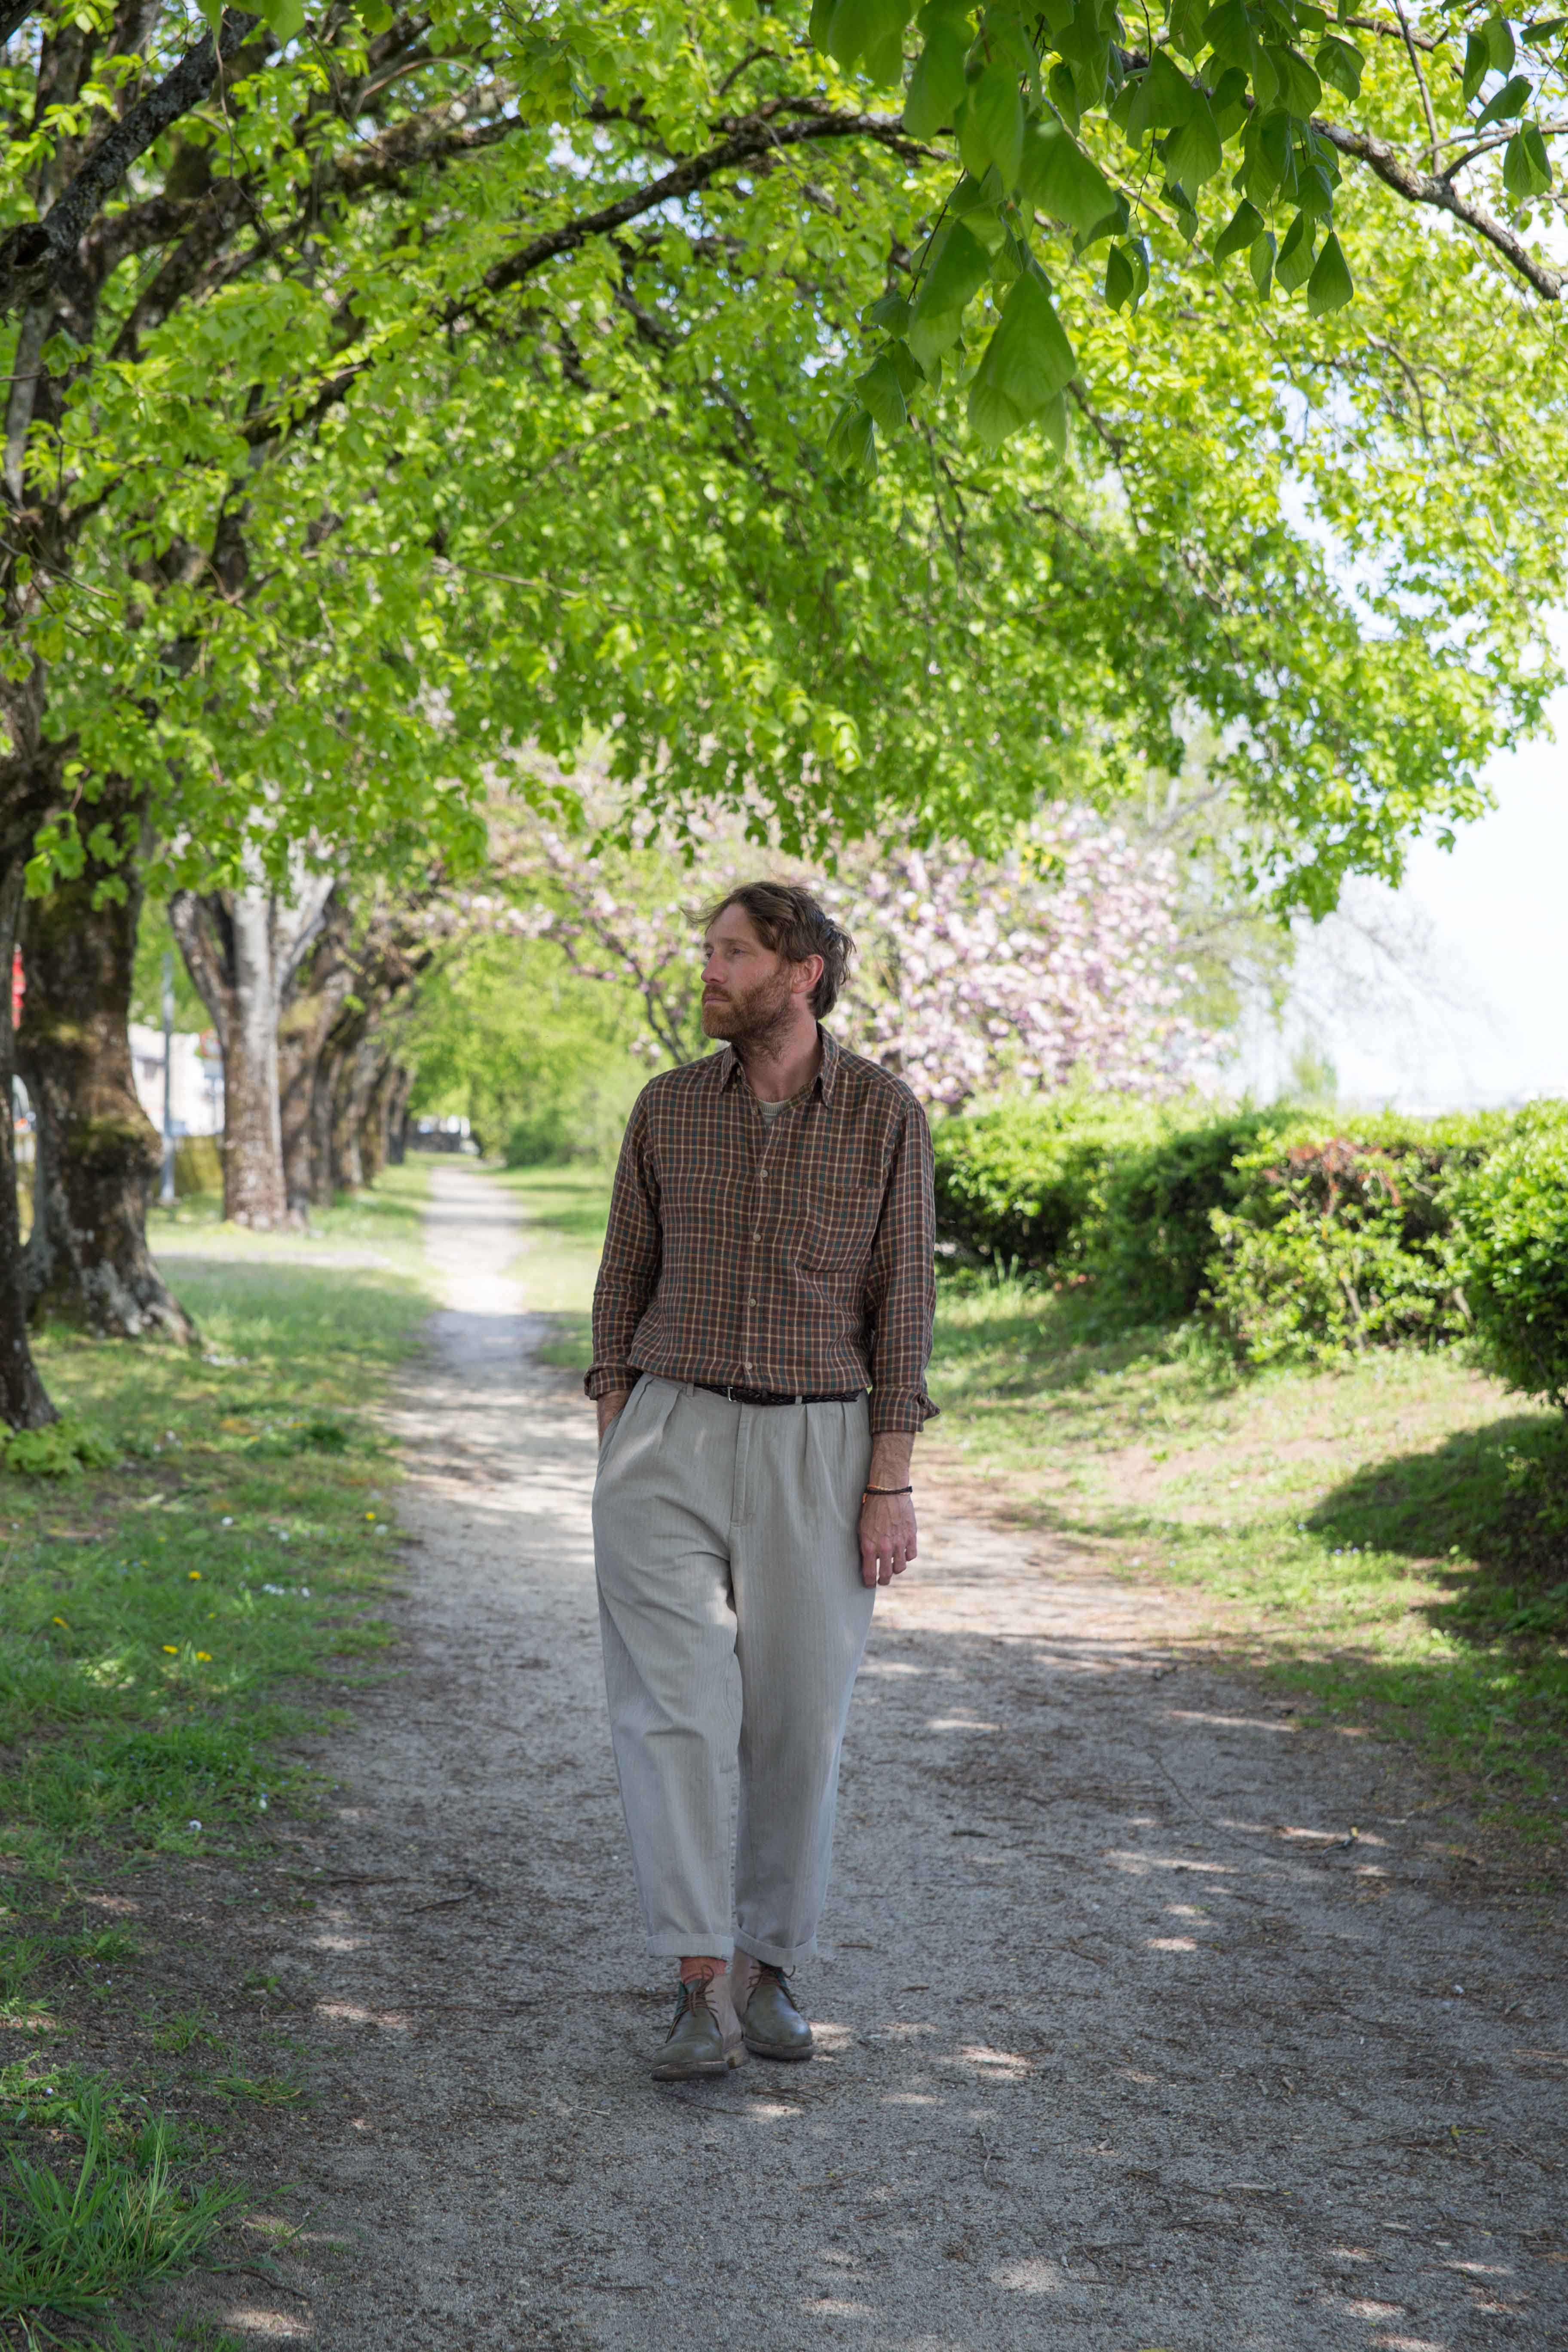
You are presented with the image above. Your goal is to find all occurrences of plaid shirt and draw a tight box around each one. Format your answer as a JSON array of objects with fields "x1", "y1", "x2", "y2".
[{"x1": 587, "y1": 1028, "x2": 937, "y2": 1434}]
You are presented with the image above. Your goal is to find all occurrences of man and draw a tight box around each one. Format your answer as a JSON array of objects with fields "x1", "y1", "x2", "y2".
[{"x1": 587, "y1": 881, "x2": 937, "y2": 2081}]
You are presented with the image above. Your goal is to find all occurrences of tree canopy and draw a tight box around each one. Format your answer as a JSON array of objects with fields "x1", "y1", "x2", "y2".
[{"x1": 0, "y1": 1, "x2": 1562, "y2": 916}]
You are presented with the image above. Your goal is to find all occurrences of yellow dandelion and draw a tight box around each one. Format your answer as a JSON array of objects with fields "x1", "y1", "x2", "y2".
[
  {"x1": 52, "y1": 1615, "x2": 68, "y2": 1628},
  {"x1": 162, "y1": 1645, "x2": 179, "y2": 1655},
  {"x1": 365, "y1": 1512, "x2": 376, "y2": 1522},
  {"x1": 195, "y1": 1651, "x2": 212, "y2": 1663},
  {"x1": 188, "y1": 1570, "x2": 202, "y2": 1580}
]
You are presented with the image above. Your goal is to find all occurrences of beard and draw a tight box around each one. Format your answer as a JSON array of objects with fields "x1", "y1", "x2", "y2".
[{"x1": 701, "y1": 965, "x2": 798, "y2": 1050}]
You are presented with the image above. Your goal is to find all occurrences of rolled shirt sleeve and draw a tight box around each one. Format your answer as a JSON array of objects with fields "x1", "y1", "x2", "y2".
[
  {"x1": 586, "y1": 1092, "x2": 662, "y2": 1401},
  {"x1": 864, "y1": 1096, "x2": 939, "y2": 1435}
]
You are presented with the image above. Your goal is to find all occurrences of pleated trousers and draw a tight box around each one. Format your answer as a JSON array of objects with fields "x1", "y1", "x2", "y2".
[{"x1": 591, "y1": 1374, "x2": 874, "y2": 1968}]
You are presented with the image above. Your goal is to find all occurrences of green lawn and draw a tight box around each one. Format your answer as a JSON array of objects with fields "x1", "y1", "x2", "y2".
[
  {"x1": 0, "y1": 1164, "x2": 432, "y2": 2348},
  {"x1": 491, "y1": 1163, "x2": 610, "y2": 1366},
  {"x1": 929, "y1": 1273, "x2": 1568, "y2": 1865}
]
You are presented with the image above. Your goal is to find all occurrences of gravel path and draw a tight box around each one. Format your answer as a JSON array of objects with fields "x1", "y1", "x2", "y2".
[{"x1": 226, "y1": 1163, "x2": 1567, "y2": 2351}]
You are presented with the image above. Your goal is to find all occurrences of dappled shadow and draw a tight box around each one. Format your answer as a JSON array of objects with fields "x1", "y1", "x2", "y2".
[{"x1": 1310, "y1": 1412, "x2": 1568, "y2": 1643}]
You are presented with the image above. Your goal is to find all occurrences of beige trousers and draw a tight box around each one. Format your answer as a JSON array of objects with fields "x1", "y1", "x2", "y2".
[{"x1": 591, "y1": 1375, "x2": 874, "y2": 1968}]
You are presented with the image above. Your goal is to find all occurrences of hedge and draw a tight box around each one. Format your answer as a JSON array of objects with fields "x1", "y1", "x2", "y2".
[
  {"x1": 1449, "y1": 1101, "x2": 1568, "y2": 1407},
  {"x1": 1204, "y1": 1113, "x2": 1501, "y2": 1365},
  {"x1": 930, "y1": 1093, "x2": 1568, "y2": 1396}
]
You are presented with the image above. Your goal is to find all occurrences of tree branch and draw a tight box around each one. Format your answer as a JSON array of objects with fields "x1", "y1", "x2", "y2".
[
  {"x1": 0, "y1": 9, "x2": 265, "y2": 321},
  {"x1": 1316, "y1": 115, "x2": 1564, "y2": 301},
  {"x1": 483, "y1": 108, "x2": 924, "y2": 299}
]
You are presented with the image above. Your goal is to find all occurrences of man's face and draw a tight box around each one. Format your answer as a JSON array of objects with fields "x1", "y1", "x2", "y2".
[{"x1": 700, "y1": 906, "x2": 796, "y2": 1041}]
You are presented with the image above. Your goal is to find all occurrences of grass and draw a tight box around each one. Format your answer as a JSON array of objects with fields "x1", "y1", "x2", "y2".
[
  {"x1": 928, "y1": 1271, "x2": 1568, "y2": 1864},
  {"x1": 0, "y1": 1162, "x2": 432, "y2": 2343},
  {"x1": 491, "y1": 1163, "x2": 612, "y2": 1365}
]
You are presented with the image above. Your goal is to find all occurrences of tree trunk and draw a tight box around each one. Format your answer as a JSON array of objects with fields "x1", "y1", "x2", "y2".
[
  {"x1": 358, "y1": 1047, "x2": 398, "y2": 1185},
  {"x1": 385, "y1": 1066, "x2": 413, "y2": 1166},
  {"x1": 16, "y1": 790, "x2": 195, "y2": 1341},
  {"x1": 310, "y1": 1016, "x2": 360, "y2": 1207},
  {"x1": 0, "y1": 857, "x2": 57, "y2": 1427},
  {"x1": 330, "y1": 1029, "x2": 373, "y2": 1194},
  {"x1": 169, "y1": 880, "x2": 333, "y2": 1230},
  {"x1": 277, "y1": 889, "x2": 352, "y2": 1219}
]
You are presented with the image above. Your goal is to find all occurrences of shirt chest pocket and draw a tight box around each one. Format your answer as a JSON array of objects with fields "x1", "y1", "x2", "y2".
[{"x1": 790, "y1": 1179, "x2": 883, "y2": 1277}]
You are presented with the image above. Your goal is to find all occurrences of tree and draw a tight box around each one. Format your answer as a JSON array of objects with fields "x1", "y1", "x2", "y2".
[
  {"x1": 815, "y1": 3, "x2": 1567, "y2": 461},
  {"x1": 168, "y1": 879, "x2": 335, "y2": 1228},
  {"x1": 15, "y1": 774, "x2": 193, "y2": 1336},
  {"x1": 0, "y1": 1, "x2": 1564, "y2": 1428}
]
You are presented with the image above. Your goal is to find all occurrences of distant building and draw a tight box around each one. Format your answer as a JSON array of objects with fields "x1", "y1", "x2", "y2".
[{"x1": 128, "y1": 1026, "x2": 224, "y2": 1136}]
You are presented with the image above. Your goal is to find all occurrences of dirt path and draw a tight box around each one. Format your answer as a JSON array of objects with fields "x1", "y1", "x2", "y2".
[{"x1": 219, "y1": 1163, "x2": 1566, "y2": 2352}]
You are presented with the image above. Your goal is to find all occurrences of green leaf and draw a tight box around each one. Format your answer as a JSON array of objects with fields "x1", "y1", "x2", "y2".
[
  {"x1": 1104, "y1": 238, "x2": 1149, "y2": 311},
  {"x1": 1203, "y1": 0, "x2": 1252, "y2": 73},
  {"x1": 1503, "y1": 120, "x2": 1554, "y2": 197},
  {"x1": 906, "y1": 307, "x2": 963, "y2": 368},
  {"x1": 1039, "y1": 389, "x2": 1069, "y2": 453},
  {"x1": 968, "y1": 59, "x2": 1026, "y2": 188},
  {"x1": 825, "y1": 0, "x2": 910, "y2": 72},
  {"x1": 1463, "y1": 30, "x2": 1491, "y2": 101},
  {"x1": 1144, "y1": 49, "x2": 1199, "y2": 131},
  {"x1": 827, "y1": 401, "x2": 878, "y2": 476},
  {"x1": 1275, "y1": 209, "x2": 1317, "y2": 292},
  {"x1": 1314, "y1": 34, "x2": 1363, "y2": 100},
  {"x1": 854, "y1": 352, "x2": 909, "y2": 434},
  {"x1": 903, "y1": 15, "x2": 968, "y2": 134},
  {"x1": 885, "y1": 337, "x2": 925, "y2": 394},
  {"x1": 1475, "y1": 73, "x2": 1532, "y2": 127},
  {"x1": 1267, "y1": 43, "x2": 1323, "y2": 115},
  {"x1": 1485, "y1": 11, "x2": 1517, "y2": 71},
  {"x1": 1167, "y1": 0, "x2": 1206, "y2": 53},
  {"x1": 910, "y1": 219, "x2": 991, "y2": 319},
  {"x1": 967, "y1": 270, "x2": 1077, "y2": 444},
  {"x1": 809, "y1": 0, "x2": 836, "y2": 53},
  {"x1": 1164, "y1": 92, "x2": 1223, "y2": 191},
  {"x1": 353, "y1": 0, "x2": 394, "y2": 26},
  {"x1": 198, "y1": 0, "x2": 223, "y2": 30},
  {"x1": 864, "y1": 291, "x2": 913, "y2": 333},
  {"x1": 1306, "y1": 229, "x2": 1353, "y2": 315},
  {"x1": 258, "y1": 0, "x2": 306, "y2": 37},
  {"x1": 1019, "y1": 116, "x2": 1122, "y2": 240},
  {"x1": 1047, "y1": 59, "x2": 1081, "y2": 131},
  {"x1": 1249, "y1": 228, "x2": 1276, "y2": 297},
  {"x1": 1522, "y1": 16, "x2": 1568, "y2": 46},
  {"x1": 1213, "y1": 196, "x2": 1265, "y2": 262}
]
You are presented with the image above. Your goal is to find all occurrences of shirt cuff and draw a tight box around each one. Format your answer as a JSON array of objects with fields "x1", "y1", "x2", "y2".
[
  {"x1": 868, "y1": 1387, "x2": 939, "y2": 1436},
  {"x1": 585, "y1": 1363, "x2": 636, "y2": 1401}
]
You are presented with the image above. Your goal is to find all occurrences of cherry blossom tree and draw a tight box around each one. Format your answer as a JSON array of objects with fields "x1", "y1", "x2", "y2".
[{"x1": 493, "y1": 787, "x2": 1220, "y2": 1109}]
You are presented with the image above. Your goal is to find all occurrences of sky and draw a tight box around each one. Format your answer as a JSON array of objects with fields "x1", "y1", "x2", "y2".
[{"x1": 1234, "y1": 683, "x2": 1568, "y2": 1112}]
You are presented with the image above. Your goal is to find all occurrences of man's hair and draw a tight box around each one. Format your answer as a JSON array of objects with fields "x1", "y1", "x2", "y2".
[{"x1": 701, "y1": 881, "x2": 855, "y2": 1018}]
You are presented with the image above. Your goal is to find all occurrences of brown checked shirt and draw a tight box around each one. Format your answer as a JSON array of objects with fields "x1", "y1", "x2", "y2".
[{"x1": 586, "y1": 1027, "x2": 937, "y2": 1435}]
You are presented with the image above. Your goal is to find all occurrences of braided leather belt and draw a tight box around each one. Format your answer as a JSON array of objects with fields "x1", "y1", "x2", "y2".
[{"x1": 693, "y1": 1381, "x2": 866, "y2": 1407}]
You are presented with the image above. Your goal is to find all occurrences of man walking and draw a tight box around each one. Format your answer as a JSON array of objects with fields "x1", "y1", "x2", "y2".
[{"x1": 587, "y1": 881, "x2": 937, "y2": 2080}]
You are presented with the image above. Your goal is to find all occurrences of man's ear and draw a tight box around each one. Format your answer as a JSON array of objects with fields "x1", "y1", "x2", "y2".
[{"x1": 793, "y1": 953, "x2": 825, "y2": 1001}]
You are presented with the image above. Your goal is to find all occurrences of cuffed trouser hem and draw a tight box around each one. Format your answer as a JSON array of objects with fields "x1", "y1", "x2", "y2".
[
  {"x1": 734, "y1": 1931, "x2": 818, "y2": 1971},
  {"x1": 646, "y1": 1935, "x2": 735, "y2": 1961}
]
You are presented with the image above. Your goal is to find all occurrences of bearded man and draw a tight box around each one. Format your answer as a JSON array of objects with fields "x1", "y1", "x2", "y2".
[{"x1": 587, "y1": 881, "x2": 937, "y2": 2080}]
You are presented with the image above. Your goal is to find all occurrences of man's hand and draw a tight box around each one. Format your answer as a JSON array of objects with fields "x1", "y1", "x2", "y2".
[
  {"x1": 859, "y1": 1429, "x2": 916, "y2": 1588},
  {"x1": 597, "y1": 1387, "x2": 631, "y2": 1442},
  {"x1": 859, "y1": 1488, "x2": 917, "y2": 1587}
]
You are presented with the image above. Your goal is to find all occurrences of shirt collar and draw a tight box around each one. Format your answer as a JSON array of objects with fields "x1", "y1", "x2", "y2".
[{"x1": 718, "y1": 1025, "x2": 839, "y2": 1104}]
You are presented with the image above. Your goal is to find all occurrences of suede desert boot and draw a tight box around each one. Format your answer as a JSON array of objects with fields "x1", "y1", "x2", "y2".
[
  {"x1": 729, "y1": 1954, "x2": 814, "y2": 2062},
  {"x1": 650, "y1": 1971, "x2": 744, "y2": 2082}
]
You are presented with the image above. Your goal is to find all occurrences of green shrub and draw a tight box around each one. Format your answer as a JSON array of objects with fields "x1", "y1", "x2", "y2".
[
  {"x1": 1088, "y1": 1111, "x2": 1275, "y2": 1321},
  {"x1": 1451, "y1": 1099, "x2": 1568, "y2": 1408},
  {"x1": 1205, "y1": 1113, "x2": 1501, "y2": 1365},
  {"x1": 3, "y1": 1420, "x2": 119, "y2": 1479},
  {"x1": 931, "y1": 1095, "x2": 1168, "y2": 1273}
]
